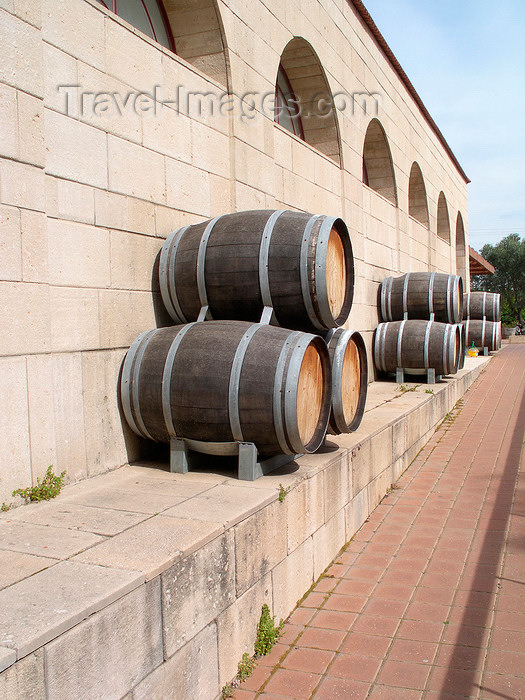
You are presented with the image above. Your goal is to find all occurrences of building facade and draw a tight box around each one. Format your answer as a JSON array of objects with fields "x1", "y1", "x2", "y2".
[{"x1": 0, "y1": 0, "x2": 469, "y2": 503}]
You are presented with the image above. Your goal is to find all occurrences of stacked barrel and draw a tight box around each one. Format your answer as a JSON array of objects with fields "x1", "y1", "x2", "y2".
[
  {"x1": 463, "y1": 292, "x2": 502, "y2": 352},
  {"x1": 120, "y1": 210, "x2": 368, "y2": 463},
  {"x1": 374, "y1": 272, "x2": 464, "y2": 378}
]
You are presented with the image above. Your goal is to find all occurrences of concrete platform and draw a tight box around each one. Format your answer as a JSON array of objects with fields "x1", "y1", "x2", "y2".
[{"x1": 0, "y1": 355, "x2": 490, "y2": 700}]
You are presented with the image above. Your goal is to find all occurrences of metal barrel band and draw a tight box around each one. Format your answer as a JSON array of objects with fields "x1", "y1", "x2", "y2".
[
  {"x1": 299, "y1": 214, "x2": 324, "y2": 330},
  {"x1": 423, "y1": 319, "x2": 433, "y2": 369},
  {"x1": 160, "y1": 226, "x2": 190, "y2": 323},
  {"x1": 428, "y1": 272, "x2": 436, "y2": 316},
  {"x1": 121, "y1": 330, "x2": 157, "y2": 441},
  {"x1": 228, "y1": 323, "x2": 264, "y2": 443},
  {"x1": 445, "y1": 274, "x2": 452, "y2": 323},
  {"x1": 161, "y1": 323, "x2": 197, "y2": 438},
  {"x1": 402, "y1": 273, "x2": 411, "y2": 318},
  {"x1": 314, "y1": 216, "x2": 339, "y2": 328},
  {"x1": 273, "y1": 331, "x2": 304, "y2": 455},
  {"x1": 284, "y1": 333, "x2": 321, "y2": 454},
  {"x1": 196, "y1": 215, "x2": 222, "y2": 309},
  {"x1": 396, "y1": 319, "x2": 407, "y2": 369},
  {"x1": 331, "y1": 329, "x2": 352, "y2": 430},
  {"x1": 258, "y1": 210, "x2": 287, "y2": 309}
]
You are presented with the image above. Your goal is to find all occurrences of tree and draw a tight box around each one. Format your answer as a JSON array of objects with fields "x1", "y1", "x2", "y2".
[{"x1": 470, "y1": 234, "x2": 525, "y2": 325}]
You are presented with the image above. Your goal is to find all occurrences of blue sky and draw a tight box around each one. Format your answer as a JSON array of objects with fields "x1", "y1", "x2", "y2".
[{"x1": 361, "y1": 0, "x2": 525, "y2": 252}]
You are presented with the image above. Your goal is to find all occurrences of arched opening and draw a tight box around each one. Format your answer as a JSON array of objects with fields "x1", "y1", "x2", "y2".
[
  {"x1": 164, "y1": 0, "x2": 228, "y2": 86},
  {"x1": 362, "y1": 119, "x2": 397, "y2": 204},
  {"x1": 408, "y1": 162, "x2": 429, "y2": 227},
  {"x1": 97, "y1": 0, "x2": 228, "y2": 86},
  {"x1": 456, "y1": 212, "x2": 467, "y2": 280},
  {"x1": 437, "y1": 192, "x2": 450, "y2": 242},
  {"x1": 275, "y1": 38, "x2": 342, "y2": 166},
  {"x1": 96, "y1": 0, "x2": 174, "y2": 49}
]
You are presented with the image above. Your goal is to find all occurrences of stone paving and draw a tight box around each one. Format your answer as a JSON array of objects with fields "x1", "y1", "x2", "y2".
[{"x1": 233, "y1": 343, "x2": 525, "y2": 699}]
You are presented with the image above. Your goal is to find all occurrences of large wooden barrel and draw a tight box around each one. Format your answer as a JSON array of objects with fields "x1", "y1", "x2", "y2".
[
  {"x1": 463, "y1": 292, "x2": 501, "y2": 321},
  {"x1": 373, "y1": 320, "x2": 460, "y2": 376},
  {"x1": 380, "y1": 272, "x2": 463, "y2": 324},
  {"x1": 158, "y1": 210, "x2": 354, "y2": 333},
  {"x1": 463, "y1": 319, "x2": 501, "y2": 352},
  {"x1": 325, "y1": 328, "x2": 368, "y2": 434},
  {"x1": 120, "y1": 320, "x2": 332, "y2": 456}
]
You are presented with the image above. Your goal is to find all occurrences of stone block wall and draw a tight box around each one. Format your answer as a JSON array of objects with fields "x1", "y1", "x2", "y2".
[{"x1": 0, "y1": 0, "x2": 469, "y2": 502}]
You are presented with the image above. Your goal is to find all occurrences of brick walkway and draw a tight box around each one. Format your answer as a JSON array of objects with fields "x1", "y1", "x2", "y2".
[{"x1": 233, "y1": 343, "x2": 525, "y2": 699}]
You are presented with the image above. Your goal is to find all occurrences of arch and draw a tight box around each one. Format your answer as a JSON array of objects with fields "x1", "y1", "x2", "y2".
[
  {"x1": 96, "y1": 0, "x2": 174, "y2": 50},
  {"x1": 275, "y1": 38, "x2": 342, "y2": 166},
  {"x1": 437, "y1": 191, "x2": 451, "y2": 242},
  {"x1": 163, "y1": 0, "x2": 228, "y2": 86},
  {"x1": 97, "y1": 0, "x2": 229, "y2": 86},
  {"x1": 362, "y1": 119, "x2": 397, "y2": 204},
  {"x1": 408, "y1": 162, "x2": 429, "y2": 227},
  {"x1": 455, "y1": 212, "x2": 467, "y2": 279}
]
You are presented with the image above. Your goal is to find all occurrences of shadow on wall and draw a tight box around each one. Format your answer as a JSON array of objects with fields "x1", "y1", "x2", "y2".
[{"x1": 116, "y1": 249, "x2": 175, "y2": 468}]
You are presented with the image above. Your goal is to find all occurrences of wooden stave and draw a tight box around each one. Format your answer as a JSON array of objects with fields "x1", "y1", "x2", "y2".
[
  {"x1": 159, "y1": 210, "x2": 354, "y2": 333},
  {"x1": 463, "y1": 292, "x2": 501, "y2": 322},
  {"x1": 373, "y1": 319, "x2": 459, "y2": 376},
  {"x1": 325, "y1": 328, "x2": 368, "y2": 434},
  {"x1": 120, "y1": 320, "x2": 332, "y2": 457},
  {"x1": 380, "y1": 272, "x2": 463, "y2": 324}
]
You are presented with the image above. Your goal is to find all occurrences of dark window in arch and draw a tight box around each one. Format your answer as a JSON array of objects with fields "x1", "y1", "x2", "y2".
[
  {"x1": 96, "y1": 0, "x2": 174, "y2": 50},
  {"x1": 275, "y1": 65, "x2": 305, "y2": 139},
  {"x1": 274, "y1": 38, "x2": 342, "y2": 166},
  {"x1": 362, "y1": 119, "x2": 397, "y2": 204},
  {"x1": 408, "y1": 162, "x2": 429, "y2": 227},
  {"x1": 456, "y1": 212, "x2": 467, "y2": 278},
  {"x1": 437, "y1": 191, "x2": 451, "y2": 242}
]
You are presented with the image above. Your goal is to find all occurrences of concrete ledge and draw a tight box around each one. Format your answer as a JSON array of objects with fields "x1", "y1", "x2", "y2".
[
  {"x1": 0, "y1": 355, "x2": 491, "y2": 699},
  {"x1": 509, "y1": 335, "x2": 525, "y2": 343}
]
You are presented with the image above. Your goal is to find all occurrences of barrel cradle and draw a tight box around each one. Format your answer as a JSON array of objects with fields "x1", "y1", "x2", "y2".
[
  {"x1": 325, "y1": 328, "x2": 368, "y2": 434},
  {"x1": 158, "y1": 210, "x2": 354, "y2": 334},
  {"x1": 120, "y1": 320, "x2": 332, "y2": 458},
  {"x1": 463, "y1": 318, "x2": 502, "y2": 352},
  {"x1": 463, "y1": 292, "x2": 501, "y2": 322},
  {"x1": 380, "y1": 272, "x2": 463, "y2": 324},
  {"x1": 373, "y1": 320, "x2": 461, "y2": 377}
]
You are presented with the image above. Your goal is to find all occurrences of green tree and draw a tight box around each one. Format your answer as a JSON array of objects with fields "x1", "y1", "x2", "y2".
[{"x1": 470, "y1": 234, "x2": 525, "y2": 325}]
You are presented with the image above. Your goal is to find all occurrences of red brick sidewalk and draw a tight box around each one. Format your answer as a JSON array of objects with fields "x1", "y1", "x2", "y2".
[{"x1": 234, "y1": 343, "x2": 525, "y2": 699}]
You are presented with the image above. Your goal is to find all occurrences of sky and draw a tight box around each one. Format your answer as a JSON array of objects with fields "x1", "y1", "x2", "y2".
[{"x1": 361, "y1": 0, "x2": 525, "y2": 253}]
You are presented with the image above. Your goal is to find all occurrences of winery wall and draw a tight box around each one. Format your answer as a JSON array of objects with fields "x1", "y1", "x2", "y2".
[{"x1": 0, "y1": 0, "x2": 469, "y2": 502}]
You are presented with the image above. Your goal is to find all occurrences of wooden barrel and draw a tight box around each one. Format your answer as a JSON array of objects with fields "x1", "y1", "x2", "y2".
[
  {"x1": 463, "y1": 292, "x2": 501, "y2": 321},
  {"x1": 380, "y1": 272, "x2": 463, "y2": 324},
  {"x1": 325, "y1": 328, "x2": 368, "y2": 434},
  {"x1": 463, "y1": 319, "x2": 501, "y2": 352},
  {"x1": 373, "y1": 320, "x2": 460, "y2": 376},
  {"x1": 120, "y1": 320, "x2": 332, "y2": 456},
  {"x1": 158, "y1": 210, "x2": 354, "y2": 333}
]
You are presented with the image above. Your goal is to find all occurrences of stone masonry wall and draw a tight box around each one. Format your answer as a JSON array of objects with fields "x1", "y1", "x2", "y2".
[{"x1": 0, "y1": 0, "x2": 469, "y2": 503}]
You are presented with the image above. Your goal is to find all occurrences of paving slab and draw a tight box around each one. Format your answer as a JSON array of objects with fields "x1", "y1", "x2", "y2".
[
  {"x1": 0, "y1": 561, "x2": 143, "y2": 659},
  {"x1": 0, "y1": 519, "x2": 104, "y2": 559},
  {"x1": 0, "y1": 550, "x2": 56, "y2": 590},
  {"x1": 162, "y1": 483, "x2": 276, "y2": 527},
  {"x1": 3, "y1": 501, "x2": 150, "y2": 536},
  {"x1": 73, "y1": 515, "x2": 223, "y2": 580}
]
